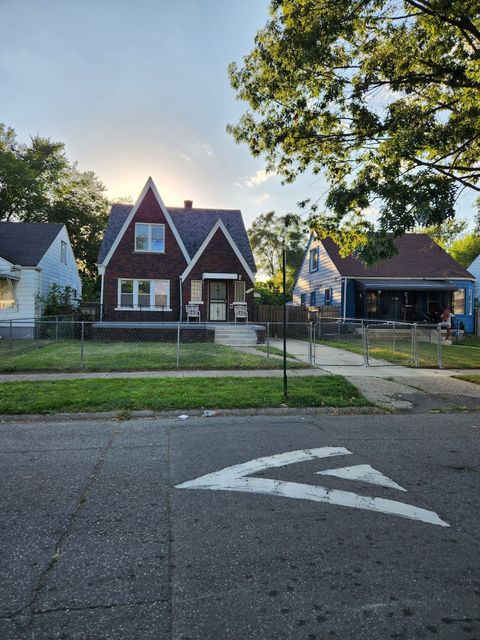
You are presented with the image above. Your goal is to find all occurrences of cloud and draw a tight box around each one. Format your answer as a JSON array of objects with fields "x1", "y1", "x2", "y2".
[
  {"x1": 241, "y1": 169, "x2": 275, "y2": 188},
  {"x1": 255, "y1": 193, "x2": 271, "y2": 203},
  {"x1": 180, "y1": 153, "x2": 191, "y2": 163},
  {"x1": 362, "y1": 207, "x2": 380, "y2": 225}
]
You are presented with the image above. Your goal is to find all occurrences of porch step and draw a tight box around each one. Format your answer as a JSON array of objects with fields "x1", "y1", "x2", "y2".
[{"x1": 213, "y1": 324, "x2": 261, "y2": 346}]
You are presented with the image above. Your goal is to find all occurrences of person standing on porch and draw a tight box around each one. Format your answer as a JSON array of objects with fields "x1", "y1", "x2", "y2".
[{"x1": 440, "y1": 307, "x2": 454, "y2": 340}]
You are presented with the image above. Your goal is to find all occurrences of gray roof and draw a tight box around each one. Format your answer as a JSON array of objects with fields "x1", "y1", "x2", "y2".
[
  {"x1": 0, "y1": 222, "x2": 64, "y2": 266},
  {"x1": 322, "y1": 234, "x2": 474, "y2": 280},
  {"x1": 98, "y1": 204, "x2": 256, "y2": 272}
]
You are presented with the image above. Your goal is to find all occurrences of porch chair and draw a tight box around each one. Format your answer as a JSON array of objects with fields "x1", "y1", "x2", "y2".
[
  {"x1": 186, "y1": 303, "x2": 201, "y2": 322},
  {"x1": 233, "y1": 303, "x2": 248, "y2": 323}
]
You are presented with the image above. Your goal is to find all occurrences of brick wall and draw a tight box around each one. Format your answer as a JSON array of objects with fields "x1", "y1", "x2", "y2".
[
  {"x1": 103, "y1": 188, "x2": 188, "y2": 321},
  {"x1": 182, "y1": 228, "x2": 254, "y2": 322}
]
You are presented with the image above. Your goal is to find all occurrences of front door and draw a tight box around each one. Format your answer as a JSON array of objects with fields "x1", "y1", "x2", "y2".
[{"x1": 209, "y1": 281, "x2": 227, "y2": 321}]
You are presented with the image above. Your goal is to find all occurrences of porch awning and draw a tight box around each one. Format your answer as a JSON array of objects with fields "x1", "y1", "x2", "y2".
[
  {"x1": 0, "y1": 271, "x2": 20, "y2": 281},
  {"x1": 355, "y1": 279, "x2": 458, "y2": 292},
  {"x1": 202, "y1": 272, "x2": 238, "y2": 280}
]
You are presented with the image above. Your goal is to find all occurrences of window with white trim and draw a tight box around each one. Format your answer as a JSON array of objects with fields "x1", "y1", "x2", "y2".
[
  {"x1": 310, "y1": 290, "x2": 316, "y2": 306},
  {"x1": 300, "y1": 293, "x2": 307, "y2": 306},
  {"x1": 309, "y1": 247, "x2": 319, "y2": 272},
  {"x1": 190, "y1": 280, "x2": 203, "y2": 303},
  {"x1": 135, "y1": 223, "x2": 165, "y2": 253},
  {"x1": 453, "y1": 289, "x2": 465, "y2": 315},
  {"x1": 118, "y1": 279, "x2": 170, "y2": 309},
  {"x1": 234, "y1": 280, "x2": 246, "y2": 303},
  {"x1": 468, "y1": 288, "x2": 473, "y2": 315},
  {"x1": 0, "y1": 279, "x2": 16, "y2": 310},
  {"x1": 61, "y1": 240, "x2": 67, "y2": 264},
  {"x1": 324, "y1": 288, "x2": 332, "y2": 305}
]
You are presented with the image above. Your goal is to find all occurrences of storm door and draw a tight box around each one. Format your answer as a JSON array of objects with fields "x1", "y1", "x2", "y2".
[{"x1": 209, "y1": 281, "x2": 227, "y2": 321}]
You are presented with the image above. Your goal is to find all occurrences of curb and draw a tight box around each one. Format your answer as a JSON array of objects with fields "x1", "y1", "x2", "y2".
[{"x1": 0, "y1": 405, "x2": 386, "y2": 424}]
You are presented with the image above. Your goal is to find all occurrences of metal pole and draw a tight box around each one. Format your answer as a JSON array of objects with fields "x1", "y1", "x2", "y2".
[
  {"x1": 56, "y1": 316, "x2": 59, "y2": 342},
  {"x1": 176, "y1": 322, "x2": 181, "y2": 369},
  {"x1": 9, "y1": 319, "x2": 13, "y2": 353},
  {"x1": 266, "y1": 322, "x2": 270, "y2": 358},
  {"x1": 282, "y1": 244, "x2": 288, "y2": 398},
  {"x1": 413, "y1": 323, "x2": 419, "y2": 367},
  {"x1": 363, "y1": 321, "x2": 368, "y2": 367},
  {"x1": 437, "y1": 323, "x2": 443, "y2": 369},
  {"x1": 80, "y1": 321, "x2": 85, "y2": 370},
  {"x1": 393, "y1": 322, "x2": 396, "y2": 352}
]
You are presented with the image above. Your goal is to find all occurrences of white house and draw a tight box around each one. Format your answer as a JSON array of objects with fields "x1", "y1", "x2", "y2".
[
  {"x1": 467, "y1": 253, "x2": 480, "y2": 302},
  {"x1": 0, "y1": 222, "x2": 82, "y2": 337}
]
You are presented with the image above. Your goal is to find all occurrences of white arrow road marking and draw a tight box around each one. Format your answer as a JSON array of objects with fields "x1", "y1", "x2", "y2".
[
  {"x1": 316, "y1": 464, "x2": 407, "y2": 492},
  {"x1": 176, "y1": 447, "x2": 449, "y2": 527}
]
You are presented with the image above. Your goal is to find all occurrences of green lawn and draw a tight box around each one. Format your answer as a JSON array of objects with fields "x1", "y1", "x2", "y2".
[
  {"x1": 255, "y1": 345, "x2": 299, "y2": 360},
  {"x1": 0, "y1": 340, "x2": 306, "y2": 372},
  {"x1": 0, "y1": 375, "x2": 371, "y2": 414},
  {"x1": 315, "y1": 338, "x2": 480, "y2": 369},
  {"x1": 453, "y1": 374, "x2": 480, "y2": 385}
]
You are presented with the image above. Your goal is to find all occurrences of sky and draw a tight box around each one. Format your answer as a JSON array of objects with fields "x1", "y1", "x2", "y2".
[{"x1": 1, "y1": 0, "x2": 477, "y2": 230}]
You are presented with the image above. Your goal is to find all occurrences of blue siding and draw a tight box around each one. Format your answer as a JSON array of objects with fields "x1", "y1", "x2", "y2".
[{"x1": 450, "y1": 279, "x2": 475, "y2": 333}]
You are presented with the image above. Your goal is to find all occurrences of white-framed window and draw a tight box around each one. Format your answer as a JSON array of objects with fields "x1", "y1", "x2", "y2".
[
  {"x1": 234, "y1": 280, "x2": 246, "y2": 303},
  {"x1": 0, "y1": 278, "x2": 17, "y2": 311},
  {"x1": 324, "y1": 288, "x2": 332, "y2": 305},
  {"x1": 300, "y1": 293, "x2": 307, "y2": 306},
  {"x1": 190, "y1": 280, "x2": 203, "y2": 303},
  {"x1": 453, "y1": 289, "x2": 465, "y2": 315},
  {"x1": 117, "y1": 279, "x2": 170, "y2": 310},
  {"x1": 310, "y1": 290, "x2": 317, "y2": 306},
  {"x1": 61, "y1": 240, "x2": 67, "y2": 264},
  {"x1": 468, "y1": 288, "x2": 473, "y2": 315},
  {"x1": 309, "y1": 247, "x2": 319, "y2": 272},
  {"x1": 135, "y1": 223, "x2": 165, "y2": 253}
]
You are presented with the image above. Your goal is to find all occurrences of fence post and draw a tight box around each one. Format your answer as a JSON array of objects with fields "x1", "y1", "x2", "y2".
[
  {"x1": 392, "y1": 322, "x2": 396, "y2": 352},
  {"x1": 308, "y1": 322, "x2": 313, "y2": 366},
  {"x1": 80, "y1": 321, "x2": 85, "y2": 370},
  {"x1": 363, "y1": 321, "x2": 368, "y2": 367},
  {"x1": 437, "y1": 323, "x2": 443, "y2": 369},
  {"x1": 413, "y1": 323, "x2": 419, "y2": 367},
  {"x1": 176, "y1": 323, "x2": 181, "y2": 369},
  {"x1": 266, "y1": 322, "x2": 270, "y2": 358},
  {"x1": 9, "y1": 319, "x2": 13, "y2": 353},
  {"x1": 55, "y1": 316, "x2": 59, "y2": 342}
]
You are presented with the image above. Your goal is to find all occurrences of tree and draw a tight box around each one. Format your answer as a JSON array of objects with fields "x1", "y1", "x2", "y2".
[
  {"x1": 415, "y1": 217, "x2": 468, "y2": 248},
  {"x1": 228, "y1": 0, "x2": 480, "y2": 263},
  {"x1": 0, "y1": 123, "x2": 109, "y2": 286},
  {"x1": 448, "y1": 233, "x2": 480, "y2": 267},
  {"x1": 248, "y1": 211, "x2": 306, "y2": 301}
]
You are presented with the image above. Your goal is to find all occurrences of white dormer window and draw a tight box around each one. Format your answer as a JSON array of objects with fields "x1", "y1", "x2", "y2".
[
  {"x1": 61, "y1": 240, "x2": 67, "y2": 264},
  {"x1": 135, "y1": 223, "x2": 165, "y2": 253}
]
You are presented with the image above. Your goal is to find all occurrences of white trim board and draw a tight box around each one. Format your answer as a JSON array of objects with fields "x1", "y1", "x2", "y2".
[
  {"x1": 181, "y1": 219, "x2": 256, "y2": 283},
  {"x1": 100, "y1": 177, "x2": 191, "y2": 268}
]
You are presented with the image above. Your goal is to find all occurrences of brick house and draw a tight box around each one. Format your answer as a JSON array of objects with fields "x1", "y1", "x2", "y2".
[{"x1": 97, "y1": 178, "x2": 256, "y2": 322}]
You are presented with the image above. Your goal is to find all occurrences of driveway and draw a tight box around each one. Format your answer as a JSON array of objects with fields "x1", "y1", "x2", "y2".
[{"x1": 1, "y1": 413, "x2": 479, "y2": 639}]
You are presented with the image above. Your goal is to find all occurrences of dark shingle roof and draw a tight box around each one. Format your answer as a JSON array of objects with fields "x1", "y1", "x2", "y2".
[
  {"x1": 322, "y1": 234, "x2": 474, "y2": 280},
  {"x1": 97, "y1": 204, "x2": 256, "y2": 272},
  {"x1": 0, "y1": 222, "x2": 64, "y2": 266}
]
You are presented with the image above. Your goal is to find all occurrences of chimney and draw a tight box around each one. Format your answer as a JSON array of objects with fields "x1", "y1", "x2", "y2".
[{"x1": 184, "y1": 199, "x2": 193, "y2": 209}]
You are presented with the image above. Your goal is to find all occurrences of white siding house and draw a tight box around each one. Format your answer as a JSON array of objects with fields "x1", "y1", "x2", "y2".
[
  {"x1": 0, "y1": 223, "x2": 81, "y2": 337},
  {"x1": 467, "y1": 254, "x2": 480, "y2": 301}
]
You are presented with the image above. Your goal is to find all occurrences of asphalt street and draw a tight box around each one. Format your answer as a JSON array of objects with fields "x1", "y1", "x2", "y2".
[{"x1": 1, "y1": 413, "x2": 479, "y2": 640}]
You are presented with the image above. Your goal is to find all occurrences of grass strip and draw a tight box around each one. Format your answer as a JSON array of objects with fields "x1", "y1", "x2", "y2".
[
  {"x1": 452, "y1": 375, "x2": 480, "y2": 385},
  {"x1": 0, "y1": 375, "x2": 371, "y2": 414}
]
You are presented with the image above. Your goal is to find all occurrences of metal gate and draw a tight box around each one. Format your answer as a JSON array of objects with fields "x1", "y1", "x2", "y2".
[{"x1": 312, "y1": 318, "x2": 366, "y2": 366}]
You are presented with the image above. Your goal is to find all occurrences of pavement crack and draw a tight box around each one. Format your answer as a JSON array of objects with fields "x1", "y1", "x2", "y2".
[
  {"x1": 21, "y1": 429, "x2": 119, "y2": 624},
  {"x1": 31, "y1": 597, "x2": 169, "y2": 617}
]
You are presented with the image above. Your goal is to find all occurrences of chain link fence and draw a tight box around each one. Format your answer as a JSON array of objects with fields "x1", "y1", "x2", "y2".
[{"x1": 0, "y1": 317, "x2": 465, "y2": 372}]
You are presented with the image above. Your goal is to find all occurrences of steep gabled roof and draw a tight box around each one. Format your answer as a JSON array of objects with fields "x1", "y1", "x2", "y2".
[
  {"x1": 98, "y1": 200, "x2": 256, "y2": 273},
  {"x1": 321, "y1": 234, "x2": 474, "y2": 280},
  {"x1": 0, "y1": 222, "x2": 64, "y2": 266}
]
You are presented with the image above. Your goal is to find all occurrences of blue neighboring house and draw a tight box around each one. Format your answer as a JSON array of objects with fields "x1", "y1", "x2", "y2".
[{"x1": 292, "y1": 234, "x2": 476, "y2": 333}]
